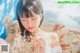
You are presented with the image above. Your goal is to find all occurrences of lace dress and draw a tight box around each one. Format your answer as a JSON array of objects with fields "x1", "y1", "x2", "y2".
[
  {"x1": 9, "y1": 33, "x2": 46, "y2": 53},
  {"x1": 8, "y1": 32, "x2": 61, "y2": 53},
  {"x1": 6, "y1": 21, "x2": 62, "y2": 53}
]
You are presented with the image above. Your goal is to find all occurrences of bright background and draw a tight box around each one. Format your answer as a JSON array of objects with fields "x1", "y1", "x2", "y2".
[{"x1": 0, "y1": 0, "x2": 80, "y2": 39}]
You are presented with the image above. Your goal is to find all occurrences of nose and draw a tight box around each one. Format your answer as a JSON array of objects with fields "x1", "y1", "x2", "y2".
[{"x1": 27, "y1": 18, "x2": 32, "y2": 25}]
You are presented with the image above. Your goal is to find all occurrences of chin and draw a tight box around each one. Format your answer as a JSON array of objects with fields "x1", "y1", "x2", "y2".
[{"x1": 28, "y1": 29, "x2": 35, "y2": 33}]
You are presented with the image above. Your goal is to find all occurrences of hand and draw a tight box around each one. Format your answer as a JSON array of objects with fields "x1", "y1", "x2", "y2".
[{"x1": 33, "y1": 37, "x2": 46, "y2": 53}]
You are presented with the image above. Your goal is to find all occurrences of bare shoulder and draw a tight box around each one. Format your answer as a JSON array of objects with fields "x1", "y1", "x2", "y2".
[
  {"x1": 48, "y1": 32, "x2": 60, "y2": 48},
  {"x1": 40, "y1": 30, "x2": 58, "y2": 40},
  {"x1": 48, "y1": 32, "x2": 58, "y2": 38},
  {"x1": 49, "y1": 32, "x2": 59, "y2": 41},
  {"x1": 41, "y1": 31, "x2": 60, "y2": 48}
]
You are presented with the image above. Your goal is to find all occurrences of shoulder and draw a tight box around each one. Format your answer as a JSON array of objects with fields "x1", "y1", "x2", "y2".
[
  {"x1": 40, "y1": 30, "x2": 58, "y2": 40},
  {"x1": 49, "y1": 32, "x2": 60, "y2": 48},
  {"x1": 41, "y1": 31, "x2": 60, "y2": 48}
]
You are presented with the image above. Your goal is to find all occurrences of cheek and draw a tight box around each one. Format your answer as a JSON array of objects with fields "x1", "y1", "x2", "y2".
[
  {"x1": 21, "y1": 21, "x2": 28, "y2": 29},
  {"x1": 34, "y1": 18, "x2": 41, "y2": 27}
]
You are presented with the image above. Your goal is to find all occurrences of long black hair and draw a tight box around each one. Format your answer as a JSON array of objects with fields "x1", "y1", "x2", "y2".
[{"x1": 16, "y1": 0, "x2": 43, "y2": 41}]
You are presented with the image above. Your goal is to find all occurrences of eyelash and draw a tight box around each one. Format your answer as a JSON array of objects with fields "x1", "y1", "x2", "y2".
[
  {"x1": 32, "y1": 18, "x2": 37, "y2": 20},
  {"x1": 21, "y1": 18, "x2": 37, "y2": 21},
  {"x1": 22, "y1": 18, "x2": 27, "y2": 21},
  {"x1": 22, "y1": 20, "x2": 26, "y2": 21}
]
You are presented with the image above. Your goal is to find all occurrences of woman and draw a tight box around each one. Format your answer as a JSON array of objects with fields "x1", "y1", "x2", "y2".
[{"x1": 6, "y1": 0, "x2": 62, "y2": 53}]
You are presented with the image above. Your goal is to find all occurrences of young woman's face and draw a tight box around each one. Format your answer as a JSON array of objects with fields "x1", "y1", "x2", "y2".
[{"x1": 21, "y1": 11, "x2": 42, "y2": 33}]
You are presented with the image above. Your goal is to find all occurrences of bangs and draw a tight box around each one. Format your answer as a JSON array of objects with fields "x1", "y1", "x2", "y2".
[
  {"x1": 21, "y1": 6, "x2": 33, "y2": 18},
  {"x1": 21, "y1": 2, "x2": 41, "y2": 18}
]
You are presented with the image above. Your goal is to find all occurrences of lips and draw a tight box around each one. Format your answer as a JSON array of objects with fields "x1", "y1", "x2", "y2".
[{"x1": 28, "y1": 27, "x2": 34, "y2": 29}]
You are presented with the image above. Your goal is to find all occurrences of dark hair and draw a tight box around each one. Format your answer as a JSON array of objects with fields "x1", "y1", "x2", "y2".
[{"x1": 16, "y1": 0, "x2": 43, "y2": 41}]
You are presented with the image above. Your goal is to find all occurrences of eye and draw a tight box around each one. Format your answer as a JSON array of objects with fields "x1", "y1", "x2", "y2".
[
  {"x1": 21, "y1": 18, "x2": 27, "y2": 21},
  {"x1": 31, "y1": 17, "x2": 37, "y2": 20},
  {"x1": 32, "y1": 18, "x2": 37, "y2": 20}
]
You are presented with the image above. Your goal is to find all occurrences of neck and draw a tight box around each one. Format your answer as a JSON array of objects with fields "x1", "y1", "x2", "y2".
[{"x1": 31, "y1": 28, "x2": 40, "y2": 37}]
